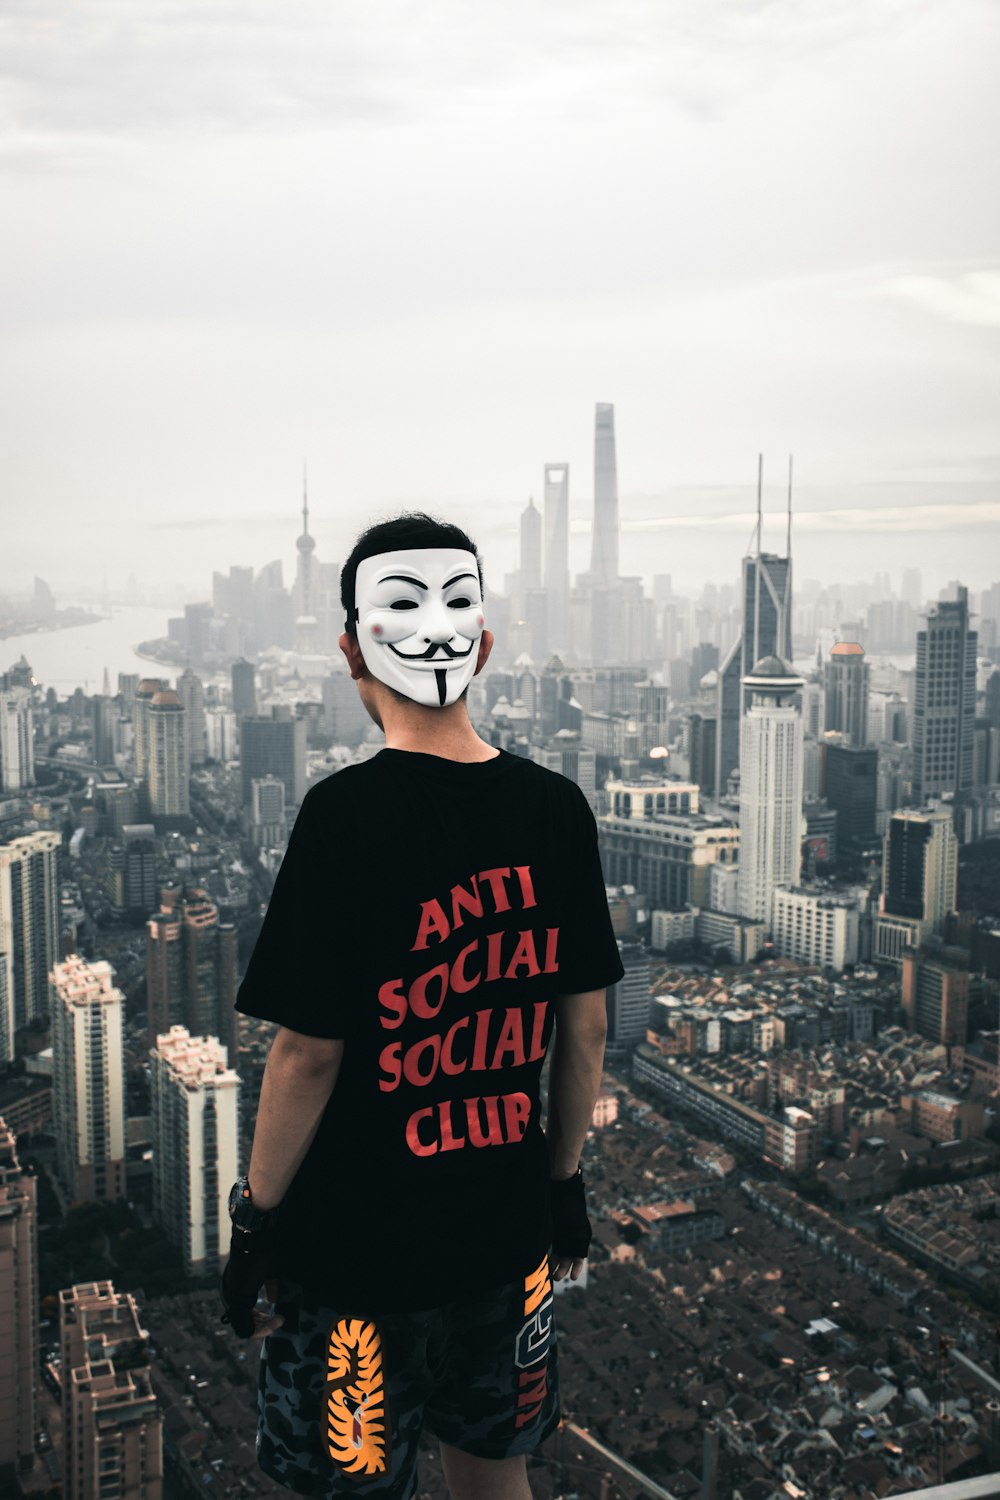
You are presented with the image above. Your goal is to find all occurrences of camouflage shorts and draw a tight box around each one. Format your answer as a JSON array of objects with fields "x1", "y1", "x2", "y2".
[{"x1": 256, "y1": 1254, "x2": 560, "y2": 1499}]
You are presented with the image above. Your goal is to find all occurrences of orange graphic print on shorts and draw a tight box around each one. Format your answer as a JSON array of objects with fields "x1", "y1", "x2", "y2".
[{"x1": 324, "y1": 1317, "x2": 391, "y2": 1476}]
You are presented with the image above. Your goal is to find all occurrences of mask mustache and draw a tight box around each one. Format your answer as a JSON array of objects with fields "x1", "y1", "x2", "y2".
[{"x1": 388, "y1": 638, "x2": 474, "y2": 663}]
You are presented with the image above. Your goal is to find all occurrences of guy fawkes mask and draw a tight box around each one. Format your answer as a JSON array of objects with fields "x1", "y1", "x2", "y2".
[{"x1": 354, "y1": 548, "x2": 485, "y2": 708}]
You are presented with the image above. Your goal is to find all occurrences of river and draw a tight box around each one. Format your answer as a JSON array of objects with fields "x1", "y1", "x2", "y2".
[{"x1": 0, "y1": 605, "x2": 177, "y2": 694}]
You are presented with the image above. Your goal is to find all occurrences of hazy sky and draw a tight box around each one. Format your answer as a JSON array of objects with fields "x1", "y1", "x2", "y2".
[{"x1": 2, "y1": 0, "x2": 999, "y2": 600}]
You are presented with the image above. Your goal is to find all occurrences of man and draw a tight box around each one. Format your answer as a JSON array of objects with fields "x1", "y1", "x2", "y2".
[{"x1": 223, "y1": 512, "x2": 623, "y2": 1500}]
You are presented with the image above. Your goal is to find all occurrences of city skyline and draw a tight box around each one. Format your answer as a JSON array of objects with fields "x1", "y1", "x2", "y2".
[
  {"x1": 2, "y1": 0, "x2": 999, "y2": 595},
  {"x1": 2, "y1": 5, "x2": 1000, "y2": 1494}
]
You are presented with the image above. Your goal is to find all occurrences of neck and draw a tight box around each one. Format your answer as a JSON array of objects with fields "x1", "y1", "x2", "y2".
[{"x1": 380, "y1": 700, "x2": 499, "y2": 763}]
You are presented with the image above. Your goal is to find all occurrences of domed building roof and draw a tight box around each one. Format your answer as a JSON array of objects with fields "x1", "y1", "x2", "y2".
[
  {"x1": 151, "y1": 690, "x2": 182, "y2": 707},
  {"x1": 137, "y1": 678, "x2": 163, "y2": 694},
  {"x1": 751, "y1": 654, "x2": 792, "y2": 677},
  {"x1": 830, "y1": 641, "x2": 865, "y2": 656},
  {"x1": 507, "y1": 698, "x2": 531, "y2": 721},
  {"x1": 699, "y1": 668, "x2": 719, "y2": 690},
  {"x1": 490, "y1": 695, "x2": 511, "y2": 718}
]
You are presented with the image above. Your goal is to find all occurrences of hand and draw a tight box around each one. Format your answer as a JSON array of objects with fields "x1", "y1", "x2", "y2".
[
  {"x1": 550, "y1": 1169, "x2": 591, "y2": 1283},
  {"x1": 221, "y1": 1226, "x2": 285, "y2": 1340}
]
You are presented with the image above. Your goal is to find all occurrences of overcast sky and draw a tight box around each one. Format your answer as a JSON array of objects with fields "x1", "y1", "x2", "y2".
[{"x1": 2, "y1": 0, "x2": 998, "y2": 601}]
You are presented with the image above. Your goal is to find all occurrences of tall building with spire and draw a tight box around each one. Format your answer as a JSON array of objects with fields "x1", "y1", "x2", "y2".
[
  {"x1": 716, "y1": 457, "x2": 794, "y2": 794},
  {"x1": 520, "y1": 496, "x2": 542, "y2": 593},
  {"x1": 0, "y1": 1117, "x2": 37, "y2": 1484},
  {"x1": 295, "y1": 467, "x2": 320, "y2": 654},
  {"x1": 517, "y1": 496, "x2": 546, "y2": 656},
  {"x1": 591, "y1": 402, "x2": 620, "y2": 586},
  {"x1": 736, "y1": 657, "x2": 805, "y2": 928},
  {"x1": 543, "y1": 464, "x2": 570, "y2": 652}
]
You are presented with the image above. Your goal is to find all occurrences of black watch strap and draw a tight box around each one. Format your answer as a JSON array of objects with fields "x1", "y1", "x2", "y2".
[{"x1": 228, "y1": 1176, "x2": 281, "y2": 1233}]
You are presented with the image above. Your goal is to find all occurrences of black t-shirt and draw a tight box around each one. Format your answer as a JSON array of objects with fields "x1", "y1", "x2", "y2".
[{"x1": 235, "y1": 746, "x2": 624, "y2": 1312}]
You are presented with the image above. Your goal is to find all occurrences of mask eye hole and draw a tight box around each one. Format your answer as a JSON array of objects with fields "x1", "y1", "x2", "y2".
[
  {"x1": 389, "y1": 599, "x2": 419, "y2": 610},
  {"x1": 447, "y1": 596, "x2": 472, "y2": 609}
]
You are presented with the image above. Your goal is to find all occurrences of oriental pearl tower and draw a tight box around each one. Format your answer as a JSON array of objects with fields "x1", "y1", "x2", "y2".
[{"x1": 295, "y1": 465, "x2": 320, "y2": 654}]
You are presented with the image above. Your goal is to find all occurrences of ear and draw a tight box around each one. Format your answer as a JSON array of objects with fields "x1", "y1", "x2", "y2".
[
  {"x1": 339, "y1": 632, "x2": 367, "y2": 682},
  {"x1": 473, "y1": 629, "x2": 494, "y2": 677}
]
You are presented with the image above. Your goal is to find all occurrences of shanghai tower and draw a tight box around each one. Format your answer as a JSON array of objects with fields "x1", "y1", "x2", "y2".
[{"x1": 591, "y1": 403, "x2": 620, "y2": 585}]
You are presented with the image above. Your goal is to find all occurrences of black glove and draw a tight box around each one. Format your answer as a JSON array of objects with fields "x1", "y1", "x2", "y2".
[
  {"x1": 550, "y1": 1168, "x2": 591, "y2": 1260},
  {"x1": 221, "y1": 1225, "x2": 279, "y2": 1338}
]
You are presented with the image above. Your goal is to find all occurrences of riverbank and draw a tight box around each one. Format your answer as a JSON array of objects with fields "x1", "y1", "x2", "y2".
[{"x1": 0, "y1": 607, "x2": 103, "y2": 640}]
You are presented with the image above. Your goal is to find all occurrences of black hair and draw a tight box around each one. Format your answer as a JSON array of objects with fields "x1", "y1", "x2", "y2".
[{"x1": 340, "y1": 511, "x2": 484, "y2": 636}]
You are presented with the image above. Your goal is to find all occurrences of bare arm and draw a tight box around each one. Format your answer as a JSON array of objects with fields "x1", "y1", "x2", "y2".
[
  {"x1": 247, "y1": 1025, "x2": 345, "y2": 1211},
  {"x1": 545, "y1": 988, "x2": 608, "y2": 1180}
]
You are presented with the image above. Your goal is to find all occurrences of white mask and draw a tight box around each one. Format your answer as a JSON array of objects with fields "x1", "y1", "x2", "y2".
[{"x1": 353, "y1": 548, "x2": 486, "y2": 708}]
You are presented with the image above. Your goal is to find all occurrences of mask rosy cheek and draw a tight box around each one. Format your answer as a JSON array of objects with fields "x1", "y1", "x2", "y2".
[{"x1": 371, "y1": 624, "x2": 383, "y2": 636}]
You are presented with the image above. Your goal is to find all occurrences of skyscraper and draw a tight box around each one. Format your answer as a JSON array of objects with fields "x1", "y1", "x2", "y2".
[
  {"x1": 0, "y1": 688, "x2": 35, "y2": 791},
  {"x1": 132, "y1": 678, "x2": 162, "y2": 782},
  {"x1": 716, "y1": 552, "x2": 794, "y2": 792},
  {"x1": 240, "y1": 711, "x2": 307, "y2": 807},
  {"x1": 146, "y1": 888, "x2": 238, "y2": 1055},
  {"x1": 90, "y1": 693, "x2": 118, "y2": 768},
  {"x1": 543, "y1": 463, "x2": 570, "y2": 651},
  {"x1": 147, "y1": 689, "x2": 189, "y2": 821},
  {"x1": 688, "y1": 711, "x2": 717, "y2": 796},
  {"x1": 825, "y1": 642, "x2": 869, "y2": 746},
  {"x1": 736, "y1": 657, "x2": 805, "y2": 927},
  {"x1": 874, "y1": 807, "x2": 958, "y2": 962},
  {"x1": 230, "y1": 657, "x2": 258, "y2": 720},
  {"x1": 912, "y1": 586, "x2": 977, "y2": 806},
  {"x1": 177, "y1": 668, "x2": 207, "y2": 768},
  {"x1": 519, "y1": 495, "x2": 542, "y2": 593},
  {"x1": 52, "y1": 955, "x2": 126, "y2": 1203},
  {"x1": 150, "y1": 1027, "x2": 239, "y2": 1276},
  {"x1": 824, "y1": 741, "x2": 878, "y2": 849},
  {"x1": 0, "y1": 829, "x2": 61, "y2": 1056},
  {"x1": 60, "y1": 1281, "x2": 163, "y2": 1500},
  {"x1": 591, "y1": 403, "x2": 620, "y2": 586},
  {"x1": 0, "y1": 1117, "x2": 37, "y2": 1484},
  {"x1": 205, "y1": 705, "x2": 239, "y2": 762},
  {"x1": 716, "y1": 458, "x2": 793, "y2": 793}
]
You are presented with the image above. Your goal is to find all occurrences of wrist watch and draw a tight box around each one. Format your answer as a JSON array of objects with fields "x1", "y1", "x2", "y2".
[{"x1": 228, "y1": 1176, "x2": 281, "y2": 1233}]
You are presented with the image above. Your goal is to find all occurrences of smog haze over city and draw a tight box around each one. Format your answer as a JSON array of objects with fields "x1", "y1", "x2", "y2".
[{"x1": 2, "y1": 0, "x2": 999, "y2": 599}]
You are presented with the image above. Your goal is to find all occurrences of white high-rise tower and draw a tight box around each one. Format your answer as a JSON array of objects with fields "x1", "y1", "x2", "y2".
[
  {"x1": 150, "y1": 1027, "x2": 239, "y2": 1276},
  {"x1": 736, "y1": 657, "x2": 805, "y2": 928},
  {"x1": 52, "y1": 956, "x2": 126, "y2": 1203}
]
